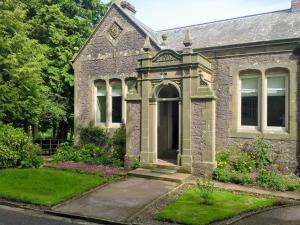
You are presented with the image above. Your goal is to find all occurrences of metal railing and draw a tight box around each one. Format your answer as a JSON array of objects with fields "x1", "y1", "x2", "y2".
[{"x1": 34, "y1": 139, "x2": 63, "y2": 155}]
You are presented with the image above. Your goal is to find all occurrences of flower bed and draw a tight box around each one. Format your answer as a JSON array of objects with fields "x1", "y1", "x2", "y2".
[{"x1": 53, "y1": 162, "x2": 127, "y2": 176}]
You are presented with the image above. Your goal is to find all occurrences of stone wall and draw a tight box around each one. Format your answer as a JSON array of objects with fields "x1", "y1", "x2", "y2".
[
  {"x1": 213, "y1": 53, "x2": 299, "y2": 170},
  {"x1": 125, "y1": 101, "x2": 141, "y2": 167},
  {"x1": 191, "y1": 99, "x2": 216, "y2": 175}
]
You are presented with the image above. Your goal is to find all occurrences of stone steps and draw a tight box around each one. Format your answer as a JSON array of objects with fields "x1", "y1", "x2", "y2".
[{"x1": 128, "y1": 168, "x2": 192, "y2": 183}]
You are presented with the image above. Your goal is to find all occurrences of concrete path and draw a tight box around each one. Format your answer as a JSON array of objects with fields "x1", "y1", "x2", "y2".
[
  {"x1": 53, "y1": 177, "x2": 177, "y2": 223},
  {"x1": 233, "y1": 205, "x2": 300, "y2": 225}
]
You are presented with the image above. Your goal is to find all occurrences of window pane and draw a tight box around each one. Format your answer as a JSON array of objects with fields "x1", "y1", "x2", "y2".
[
  {"x1": 112, "y1": 96, "x2": 122, "y2": 123},
  {"x1": 112, "y1": 82, "x2": 122, "y2": 96},
  {"x1": 241, "y1": 78, "x2": 258, "y2": 126},
  {"x1": 96, "y1": 96, "x2": 106, "y2": 123},
  {"x1": 267, "y1": 77, "x2": 286, "y2": 127},
  {"x1": 96, "y1": 82, "x2": 106, "y2": 123}
]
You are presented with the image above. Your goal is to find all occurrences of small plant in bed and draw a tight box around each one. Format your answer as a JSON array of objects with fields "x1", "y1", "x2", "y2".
[
  {"x1": 156, "y1": 189, "x2": 275, "y2": 225},
  {"x1": 0, "y1": 168, "x2": 105, "y2": 206},
  {"x1": 196, "y1": 177, "x2": 214, "y2": 205}
]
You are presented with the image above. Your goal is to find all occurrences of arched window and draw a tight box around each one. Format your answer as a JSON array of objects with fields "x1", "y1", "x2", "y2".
[
  {"x1": 96, "y1": 81, "x2": 106, "y2": 123},
  {"x1": 111, "y1": 80, "x2": 122, "y2": 123}
]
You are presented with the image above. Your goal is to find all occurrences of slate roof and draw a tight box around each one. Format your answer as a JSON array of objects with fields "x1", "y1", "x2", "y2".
[{"x1": 144, "y1": 9, "x2": 300, "y2": 51}]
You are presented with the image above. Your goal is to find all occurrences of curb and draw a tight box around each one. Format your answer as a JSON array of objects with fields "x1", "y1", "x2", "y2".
[
  {"x1": 221, "y1": 202, "x2": 300, "y2": 225},
  {"x1": 45, "y1": 210, "x2": 138, "y2": 225}
]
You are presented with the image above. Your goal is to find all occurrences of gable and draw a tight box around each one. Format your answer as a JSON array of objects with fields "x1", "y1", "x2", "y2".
[{"x1": 73, "y1": 4, "x2": 160, "y2": 63}]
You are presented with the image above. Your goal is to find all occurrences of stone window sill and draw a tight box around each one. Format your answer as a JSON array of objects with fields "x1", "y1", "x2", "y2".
[{"x1": 229, "y1": 128, "x2": 293, "y2": 141}]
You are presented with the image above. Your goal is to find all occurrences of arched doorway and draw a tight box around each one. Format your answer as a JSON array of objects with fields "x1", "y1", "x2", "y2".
[{"x1": 157, "y1": 85, "x2": 180, "y2": 164}]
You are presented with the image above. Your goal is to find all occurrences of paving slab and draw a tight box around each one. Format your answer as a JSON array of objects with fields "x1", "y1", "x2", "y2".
[
  {"x1": 53, "y1": 177, "x2": 177, "y2": 222},
  {"x1": 233, "y1": 205, "x2": 300, "y2": 225}
]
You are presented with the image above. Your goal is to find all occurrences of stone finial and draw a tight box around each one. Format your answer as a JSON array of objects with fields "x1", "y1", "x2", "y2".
[
  {"x1": 161, "y1": 34, "x2": 167, "y2": 46},
  {"x1": 73, "y1": 47, "x2": 79, "y2": 52},
  {"x1": 143, "y1": 36, "x2": 152, "y2": 52},
  {"x1": 183, "y1": 30, "x2": 192, "y2": 47}
]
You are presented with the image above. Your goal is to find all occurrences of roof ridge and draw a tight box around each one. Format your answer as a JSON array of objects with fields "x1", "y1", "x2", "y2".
[{"x1": 157, "y1": 8, "x2": 291, "y2": 32}]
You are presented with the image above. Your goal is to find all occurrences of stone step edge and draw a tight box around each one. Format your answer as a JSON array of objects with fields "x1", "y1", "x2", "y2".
[{"x1": 128, "y1": 170, "x2": 191, "y2": 183}]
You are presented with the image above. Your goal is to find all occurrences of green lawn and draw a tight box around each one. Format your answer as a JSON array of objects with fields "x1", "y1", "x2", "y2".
[
  {"x1": 156, "y1": 189, "x2": 275, "y2": 225},
  {"x1": 0, "y1": 168, "x2": 105, "y2": 206}
]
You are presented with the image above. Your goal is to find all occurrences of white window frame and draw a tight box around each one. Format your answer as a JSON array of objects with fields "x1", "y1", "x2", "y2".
[
  {"x1": 238, "y1": 75, "x2": 261, "y2": 131},
  {"x1": 264, "y1": 73, "x2": 289, "y2": 132}
]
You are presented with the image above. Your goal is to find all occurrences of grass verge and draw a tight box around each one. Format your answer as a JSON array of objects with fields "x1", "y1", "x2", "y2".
[
  {"x1": 0, "y1": 168, "x2": 105, "y2": 206},
  {"x1": 156, "y1": 189, "x2": 275, "y2": 225}
]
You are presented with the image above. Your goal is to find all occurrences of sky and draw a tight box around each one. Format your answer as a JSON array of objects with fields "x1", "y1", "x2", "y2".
[{"x1": 102, "y1": 0, "x2": 292, "y2": 30}]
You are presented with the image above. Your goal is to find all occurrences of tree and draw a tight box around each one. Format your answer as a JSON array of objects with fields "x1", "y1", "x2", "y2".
[
  {"x1": 24, "y1": 0, "x2": 108, "y2": 140},
  {"x1": 0, "y1": 0, "x2": 64, "y2": 133}
]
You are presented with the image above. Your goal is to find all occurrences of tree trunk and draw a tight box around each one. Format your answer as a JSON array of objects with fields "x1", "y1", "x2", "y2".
[{"x1": 56, "y1": 120, "x2": 68, "y2": 141}]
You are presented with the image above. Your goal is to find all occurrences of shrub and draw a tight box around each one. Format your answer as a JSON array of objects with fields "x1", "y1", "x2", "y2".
[
  {"x1": 213, "y1": 168, "x2": 250, "y2": 185},
  {"x1": 112, "y1": 125, "x2": 126, "y2": 161},
  {"x1": 79, "y1": 127, "x2": 112, "y2": 149},
  {"x1": 54, "y1": 143, "x2": 81, "y2": 162},
  {"x1": 216, "y1": 148, "x2": 255, "y2": 173},
  {"x1": 256, "y1": 171, "x2": 300, "y2": 191},
  {"x1": 0, "y1": 124, "x2": 43, "y2": 168},
  {"x1": 54, "y1": 143, "x2": 123, "y2": 167},
  {"x1": 214, "y1": 168, "x2": 231, "y2": 183}
]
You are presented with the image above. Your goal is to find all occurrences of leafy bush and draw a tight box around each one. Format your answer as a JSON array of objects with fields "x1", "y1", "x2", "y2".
[
  {"x1": 53, "y1": 143, "x2": 81, "y2": 162},
  {"x1": 0, "y1": 124, "x2": 43, "y2": 168},
  {"x1": 214, "y1": 168, "x2": 250, "y2": 185},
  {"x1": 54, "y1": 143, "x2": 122, "y2": 167},
  {"x1": 79, "y1": 127, "x2": 112, "y2": 149},
  {"x1": 216, "y1": 148, "x2": 255, "y2": 173},
  {"x1": 256, "y1": 171, "x2": 300, "y2": 191},
  {"x1": 112, "y1": 125, "x2": 126, "y2": 161}
]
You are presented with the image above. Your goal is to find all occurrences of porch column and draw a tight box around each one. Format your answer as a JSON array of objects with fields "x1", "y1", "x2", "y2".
[
  {"x1": 181, "y1": 70, "x2": 193, "y2": 173},
  {"x1": 140, "y1": 79, "x2": 152, "y2": 164}
]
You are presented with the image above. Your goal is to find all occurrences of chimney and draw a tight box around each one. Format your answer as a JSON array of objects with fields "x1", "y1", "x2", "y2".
[
  {"x1": 114, "y1": 0, "x2": 136, "y2": 16},
  {"x1": 292, "y1": 0, "x2": 300, "y2": 11}
]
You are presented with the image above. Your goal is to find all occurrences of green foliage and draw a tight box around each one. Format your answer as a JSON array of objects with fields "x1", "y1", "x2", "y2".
[
  {"x1": 196, "y1": 178, "x2": 214, "y2": 205},
  {"x1": 256, "y1": 171, "x2": 300, "y2": 191},
  {"x1": 23, "y1": 0, "x2": 109, "y2": 135},
  {"x1": 112, "y1": 125, "x2": 126, "y2": 161},
  {"x1": 54, "y1": 143, "x2": 122, "y2": 167},
  {"x1": 0, "y1": 124, "x2": 43, "y2": 168},
  {"x1": 255, "y1": 137, "x2": 272, "y2": 170},
  {"x1": 214, "y1": 168, "x2": 250, "y2": 185},
  {"x1": 79, "y1": 127, "x2": 112, "y2": 149},
  {"x1": 214, "y1": 137, "x2": 300, "y2": 191},
  {"x1": 0, "y1": 0, "x2": 108, "y2": 136},
  {"x1": 53, "y1": 143, "x2": 81, "y2": 162},
  {"x1": 133, "y1": 159, "x2": 141, "y2": 169}
]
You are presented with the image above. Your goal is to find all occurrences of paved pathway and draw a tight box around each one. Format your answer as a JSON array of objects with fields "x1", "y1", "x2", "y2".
[
  {"x1": 53, "y1": 177, "x2": 177, "y2": 223},
  {"x1": 233, "y1": 205, "x2": 300, "y2": 225},
  {"x1": 0, "y1": 205, "x2": 99, "y2": 225}
]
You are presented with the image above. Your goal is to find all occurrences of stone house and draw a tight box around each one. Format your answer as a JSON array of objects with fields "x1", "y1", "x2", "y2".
[{"x1": 73, "y1": 0, "x2": 300, "y2": 175}]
